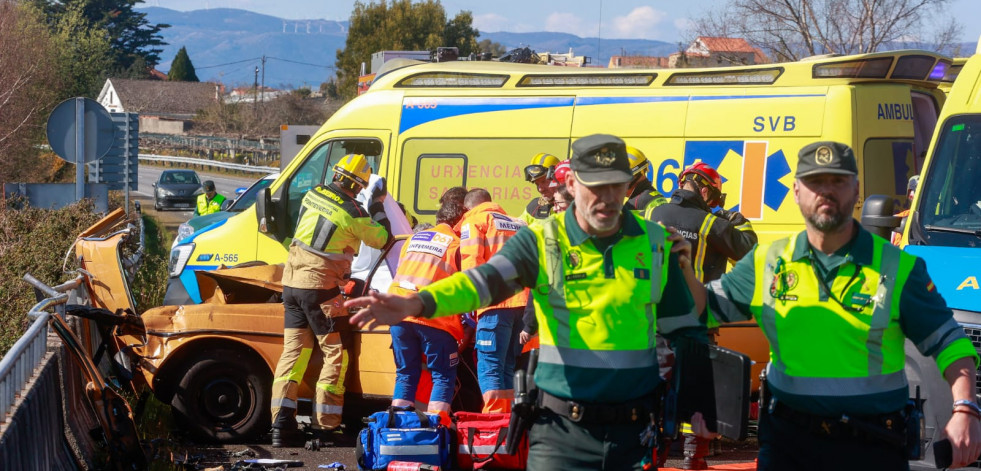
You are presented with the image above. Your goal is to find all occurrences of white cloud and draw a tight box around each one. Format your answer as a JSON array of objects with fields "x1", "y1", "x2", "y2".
[
  {"x1": 611, "y1": 6, "x2": 668, "y2": 40},
  {"x1": 474, "y1": 13, "x2": 510, "y2": 32},
  {"x1": 545, "y1": 12, "x2": 587, "y2": 36},
  {"x1": 674, "y1": 17, "x2": 695, "y2": 35}
]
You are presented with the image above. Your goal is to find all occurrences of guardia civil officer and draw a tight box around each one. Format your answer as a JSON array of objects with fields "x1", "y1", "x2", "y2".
[
  {"x1": 270, "y1": 154, "x2": 391, "y2": 447},
  {"x1": 194, "y1": 180, "x2": 225, "y2": 216},
  {"x1": 345, "y1": 134, "x2": 711, "y2": 470},
  {"x1": 692, "y1": 142, "x2": 981, "y2": 470}
]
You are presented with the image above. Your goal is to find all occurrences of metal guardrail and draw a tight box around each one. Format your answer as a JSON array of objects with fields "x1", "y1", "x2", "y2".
[{"x1": 139, "y1": 153, "x2": 278, "y2": 174}]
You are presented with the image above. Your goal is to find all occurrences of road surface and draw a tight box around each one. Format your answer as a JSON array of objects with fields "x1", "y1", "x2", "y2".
[{"x1": 135, "y1": 165, "x2": 262, "y2": 235}]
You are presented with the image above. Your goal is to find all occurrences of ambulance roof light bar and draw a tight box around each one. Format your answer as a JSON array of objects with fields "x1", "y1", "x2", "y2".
[
  {"x1": 665, "y1": 68, "x2": 783, "y2": 85},
  {"x1": 517, "y1": 74, "x2": 656, "y2": 87},
  {"x1": 397, "y1": 72, "x2": 509, "y2": 88},
  {"x1": 812, "y1": 57, "x2": 893, "y2": 79}
]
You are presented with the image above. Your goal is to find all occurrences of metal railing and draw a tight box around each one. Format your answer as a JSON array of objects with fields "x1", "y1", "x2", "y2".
[
  {"x1": 0, "y1": 275, "x2": 82, "y2": 424},
  {"x1": 139, "y1": 153, "x2": 278, "y2": 174}
]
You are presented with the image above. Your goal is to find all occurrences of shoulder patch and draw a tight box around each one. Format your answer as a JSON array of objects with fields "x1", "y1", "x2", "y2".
[{"x1": 461, "y1": 224, "x2": 471, "y2": 240}]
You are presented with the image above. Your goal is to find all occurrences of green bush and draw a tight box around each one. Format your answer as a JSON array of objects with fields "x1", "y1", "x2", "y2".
[
  {"x1": 0, "y1": 198, "x2": 170, "y2": 356},
  {"x1": 0, "y1": 199, "x2": 101, "y2": 355}
]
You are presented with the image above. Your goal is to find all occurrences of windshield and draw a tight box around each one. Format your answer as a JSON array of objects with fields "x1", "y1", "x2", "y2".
[
  {"x1": 227, "y1": 175, "x2": 276, "y2": 212},
  {"x1": 918, "y1": 115, "x2": 981, "y2": 235},
  {"x1": 162, "y1": 171, "x2": 200, "y2": 184}
]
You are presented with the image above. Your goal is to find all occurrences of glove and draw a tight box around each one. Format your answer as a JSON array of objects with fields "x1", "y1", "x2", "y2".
[
  {"x1": 370, "y1": 176, "x2": 387, "y2": 202},
  {"x1": 720, "y1": 209, "x2": 748, "y2": 227}
]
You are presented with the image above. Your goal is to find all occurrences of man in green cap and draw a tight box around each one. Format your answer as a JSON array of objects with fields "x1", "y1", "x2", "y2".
[
  {"x1": 344, "y1": 133, "x2": 712, "y2": 470},
  {"x1": 689, "y1": 141, "x2": 981, "y2": 469}
]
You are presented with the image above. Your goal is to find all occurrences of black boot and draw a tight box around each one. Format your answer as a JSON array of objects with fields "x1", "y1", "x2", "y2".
[{"x1": 271, "y1": 428, "x2": 303, "y2": 448}]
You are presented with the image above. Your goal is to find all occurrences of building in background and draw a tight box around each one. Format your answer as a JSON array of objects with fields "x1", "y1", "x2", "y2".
[{"x1": 97, "y1": 79, "x2": 221, "y2": 135}]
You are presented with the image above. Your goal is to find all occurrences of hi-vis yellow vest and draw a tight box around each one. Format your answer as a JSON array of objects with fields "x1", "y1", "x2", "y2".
[
  {"x1": 196, "y1": 193, "x2": 225, "y2": 215},
  {"x1": 527, "y1": 212, "x2": 673, "y2": 403},
  {"x1": 753, "y1": 235, "x2": 913, "y2": 407}
]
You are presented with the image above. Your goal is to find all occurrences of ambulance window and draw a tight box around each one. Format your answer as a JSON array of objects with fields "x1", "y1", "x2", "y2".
[
  {"x1": 919, "y1": 116, "x2": 981, "y2": 239},
  {"x1": 283, "y1": 139, "x2": 383, "y2": 236},
  {"x1": 285, "y1": 143, "x2": 330, "y2": 235},
  {"x1": 862, "y1": 138, "x2": 916, "y2": 207},
  {"x1": 910, "y1": 92, "x2": 939, "y2": 172}
]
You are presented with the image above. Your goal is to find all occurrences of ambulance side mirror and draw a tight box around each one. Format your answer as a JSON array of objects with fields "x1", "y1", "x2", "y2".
[
  {"x1": 256, "y1": 187, "x2": 279, "y2": 237},
  {"x1": 860, "y1": 195, "x2": 901, "y2": 239}
]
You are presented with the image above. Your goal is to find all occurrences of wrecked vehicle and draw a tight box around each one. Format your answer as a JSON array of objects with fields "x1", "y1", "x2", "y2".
[{"x1": 75, "y1": 209, "x2": 478, "y2": 444}]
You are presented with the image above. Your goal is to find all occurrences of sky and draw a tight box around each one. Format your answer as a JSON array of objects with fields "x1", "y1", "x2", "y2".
[{"x1": 143, "y1": 0, "x2": 981, "y2": 45}]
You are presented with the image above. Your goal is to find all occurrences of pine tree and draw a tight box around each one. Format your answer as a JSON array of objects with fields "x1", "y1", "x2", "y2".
[{"x1": 168, "y1": 46, "x2": 199, "y2": 82}]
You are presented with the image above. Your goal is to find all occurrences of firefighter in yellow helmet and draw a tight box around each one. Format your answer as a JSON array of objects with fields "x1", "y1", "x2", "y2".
[
  {"x1": 270, "y1": 154, "x2": 391, "y2": 447},
  {"x1": 518, "y1": 152, "x2": 560, "y2": 224},
  {"x1": 623, "y1": 146, "x2": 667, "y2": 212}
]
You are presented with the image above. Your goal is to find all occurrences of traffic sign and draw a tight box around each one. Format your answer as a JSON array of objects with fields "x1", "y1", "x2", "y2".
[
  {"x1": 87, "y1": 113, "x2": 138, "y2": 191},
  {"x1": 46, "y1": 97, "x2": 115, "y2": 163}
]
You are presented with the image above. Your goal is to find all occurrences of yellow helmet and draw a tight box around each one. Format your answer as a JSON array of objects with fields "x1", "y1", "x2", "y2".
[
  {"x1": 333, "y1": 154, "x2": 371, "y2": 188},
  {"x1": 626, "y1": 146, "x2": 649, "y2": 178},
  {"x1": 525, "y1": 152, "x2": 560, "y2": 182}
]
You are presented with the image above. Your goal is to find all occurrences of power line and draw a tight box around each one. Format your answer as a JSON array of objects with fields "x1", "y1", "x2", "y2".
[
  {"x1": 267, "y1": 56, "x2": 335, "y2": 69},
  {"x1": 196, "y1": 57, "x2": 263, "y2": 70}
]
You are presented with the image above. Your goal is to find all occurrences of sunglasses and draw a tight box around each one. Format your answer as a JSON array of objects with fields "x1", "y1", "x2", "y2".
[{"x1": 524, "y1": 164, "x2": 548, "y2": 182}]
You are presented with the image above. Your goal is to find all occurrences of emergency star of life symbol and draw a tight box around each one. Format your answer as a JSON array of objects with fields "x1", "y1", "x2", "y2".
[{"x1": 815, "y1": 146, "x2": 833, "y2": 165}]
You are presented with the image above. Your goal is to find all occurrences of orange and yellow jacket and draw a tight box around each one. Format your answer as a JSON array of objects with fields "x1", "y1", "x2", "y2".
[
  {"x1": 389, "y1": 223, "x2": 464, "y2": 341},
  {"x1": 456, "y1": 202, "x2": 529, "y2": 316}
]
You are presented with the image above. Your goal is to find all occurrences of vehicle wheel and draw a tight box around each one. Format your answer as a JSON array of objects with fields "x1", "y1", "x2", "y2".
[
  {"x1": 154, "y1": 197, "x2": 161, "y2": 211},
  {"x1": 171, "y1": 349, "x2": 271, "y2": 443}
]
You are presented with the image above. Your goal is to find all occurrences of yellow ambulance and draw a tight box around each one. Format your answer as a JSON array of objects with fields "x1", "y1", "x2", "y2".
[
  {"x1": 166, "y1": 50, "x2": 951, "y2": 389},
  {"x1": 862, "y1": 42, "x2": 981, "y2": 468}
]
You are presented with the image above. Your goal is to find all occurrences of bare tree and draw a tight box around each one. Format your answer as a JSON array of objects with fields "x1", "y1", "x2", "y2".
[
  {"x1": 695, "y1": 0, "x2": 961, "y2": 62},
  {"x1": 0, "y1": 3, "x2": 62, "y2": 182}
]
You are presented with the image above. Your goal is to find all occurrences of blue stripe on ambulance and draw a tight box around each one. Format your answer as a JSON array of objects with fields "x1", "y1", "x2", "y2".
[
  {"x1": 398, "y1": 94, "x2": 827, "y2": 134},
  {"x1": 399, "y1": 96, "x2": 575, "y2": 133}
]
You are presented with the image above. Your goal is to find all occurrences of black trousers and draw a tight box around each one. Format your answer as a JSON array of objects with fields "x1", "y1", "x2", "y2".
[
  {"x1": 526, "y1": 408, "x2": 650, "y2": 471},
  {"x1": 757, "y1": 406, "x2": 909, "y2": 471}
]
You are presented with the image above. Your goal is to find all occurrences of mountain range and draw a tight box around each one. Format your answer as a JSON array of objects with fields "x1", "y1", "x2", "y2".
[{"x1": 141, "y1": 7, "x2": 678, "y2": 89}]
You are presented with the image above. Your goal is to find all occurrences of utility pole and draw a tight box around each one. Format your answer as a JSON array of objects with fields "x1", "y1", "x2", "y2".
[
  {"x1": 260, "y1": 55, "x2": 266, "y2": 109},
  {"x1": 253, "y1": 66, "x2": 259, "y2": 120}
]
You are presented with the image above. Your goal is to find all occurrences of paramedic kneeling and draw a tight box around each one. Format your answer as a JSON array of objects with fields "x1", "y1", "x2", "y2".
[
  {"x1": 691, "y1": 141, "x2": 981, "y2": 470},
  {"x1": 345, "y1": 134, "x2": 711, "y2": 470}
]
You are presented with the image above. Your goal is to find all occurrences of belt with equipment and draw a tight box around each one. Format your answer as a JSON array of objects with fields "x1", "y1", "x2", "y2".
[
  {"x1": 769, "y1": 399, "x2": 906, "y2": 447},
  {"x1": 539, "y1": 390, "x2": 655, "y2": 425}
]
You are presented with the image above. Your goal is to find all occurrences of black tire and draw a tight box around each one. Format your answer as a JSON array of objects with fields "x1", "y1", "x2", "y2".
[
  {"x1": 154, "y1": 197, "x2": 162, "y2": 211},
  {"x1": 171, "y1": 349, "x2": 271, "y2": 443}
]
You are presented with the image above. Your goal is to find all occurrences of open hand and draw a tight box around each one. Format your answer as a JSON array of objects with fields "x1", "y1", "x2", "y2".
[{"x1": 345, "y1": 291, "x2": 422, "y2": 330}]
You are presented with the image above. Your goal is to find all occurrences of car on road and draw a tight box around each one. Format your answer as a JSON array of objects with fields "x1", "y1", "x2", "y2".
[
  {"x1": 172, "y1": 173, "x2": 279, "y2": 250},
  {"x1": 154, "y1": 170, "x2": 203, "y2": 211}
]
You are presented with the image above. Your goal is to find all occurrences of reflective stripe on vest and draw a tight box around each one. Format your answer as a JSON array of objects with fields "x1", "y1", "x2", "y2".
[
  {"x1": 693, "y1": 212, "x2": 717, "y2": 283},
  {"x1": 755, "y1": 234, "x2": 914, "y2": 397},
  {"x1": 293, "y1": 188, "x2": 343, "y2": 253}
]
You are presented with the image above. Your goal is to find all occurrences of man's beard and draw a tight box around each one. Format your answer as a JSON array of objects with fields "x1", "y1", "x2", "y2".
[{"x1": 806, "y1": 197, "x2": 850, "y2": 233}]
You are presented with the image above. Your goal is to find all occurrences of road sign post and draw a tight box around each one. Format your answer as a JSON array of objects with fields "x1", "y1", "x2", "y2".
[{"x1": 46, "y1": 97, "x2": 116, "y2": 205}]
